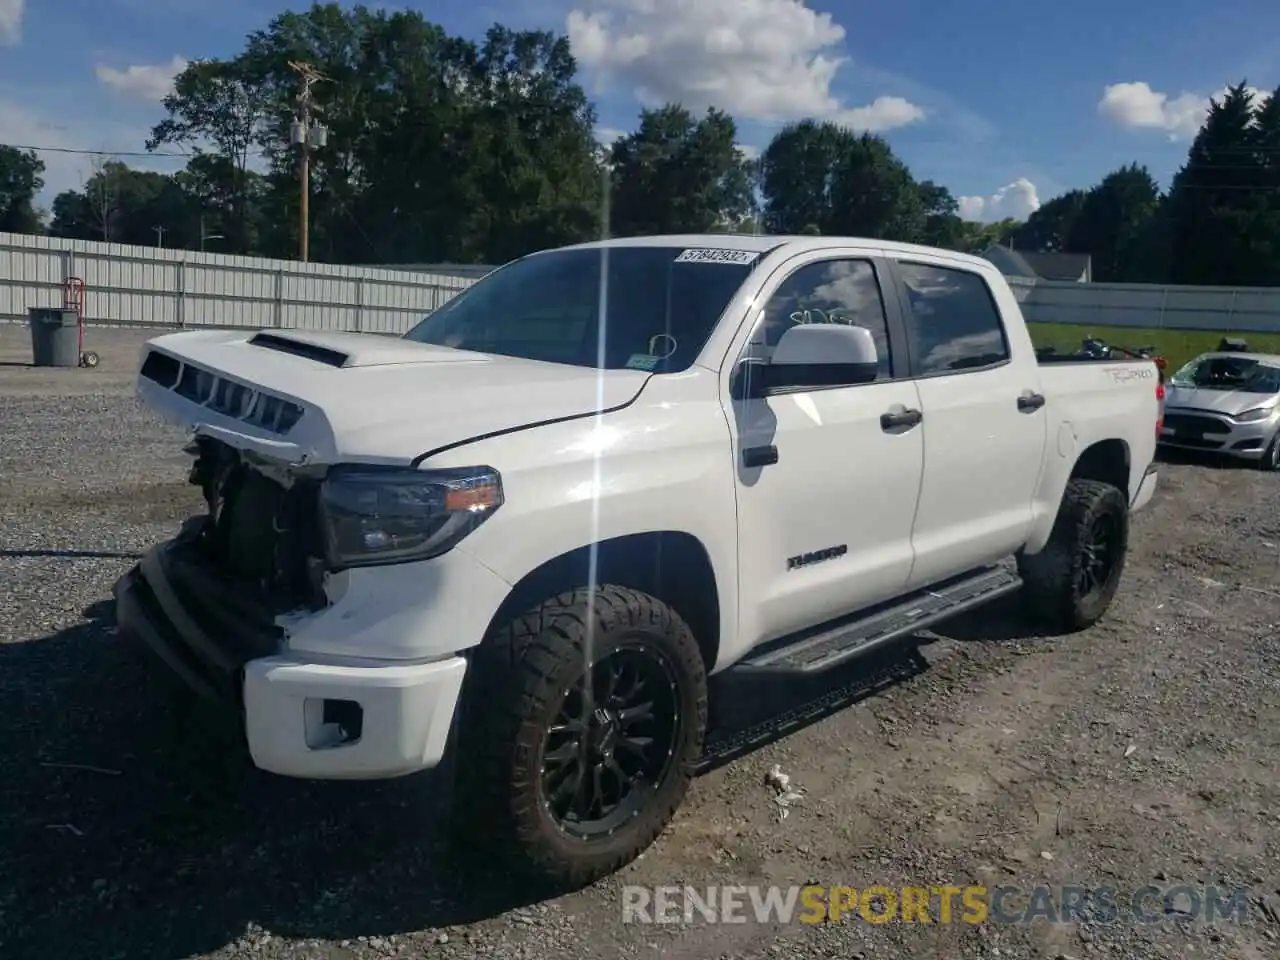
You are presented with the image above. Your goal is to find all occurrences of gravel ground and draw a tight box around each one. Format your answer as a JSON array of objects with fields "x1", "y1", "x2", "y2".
[{"x1": 2, "y1": 324, "x2": 1279, "y2": 960}]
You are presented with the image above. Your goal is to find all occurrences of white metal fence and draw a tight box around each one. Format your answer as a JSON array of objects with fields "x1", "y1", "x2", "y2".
[
  {"x1": 0, "y1": 232, "x2": 476, "y2": 335},
  {"x1": 1023, "y1": 279, "x2": 1280, "y2": 332},
  {"x1": 2, "y1": 231, "x2": 1280, "y2": 335}
]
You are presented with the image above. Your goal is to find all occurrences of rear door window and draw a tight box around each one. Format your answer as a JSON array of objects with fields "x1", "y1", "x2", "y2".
[{"x1": 896, "y1": 263, "x2": 1010, "y2": 374}]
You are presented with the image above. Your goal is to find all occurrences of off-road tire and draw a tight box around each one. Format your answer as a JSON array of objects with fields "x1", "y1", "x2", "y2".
[
  {"x1": 1259, "y1": 434, "x2": 1280, "y2": 471},
  {"x1": 456, "y1": 585, "x2": 707, "y2": 890},
  {"x1": 1017, "y1": 478, "x2": 1129, "y2": 632}
]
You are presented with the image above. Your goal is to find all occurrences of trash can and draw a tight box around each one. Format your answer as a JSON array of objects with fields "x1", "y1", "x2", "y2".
[{"x1": 28, "y1": 308, "x2": 80, "y2": 368}]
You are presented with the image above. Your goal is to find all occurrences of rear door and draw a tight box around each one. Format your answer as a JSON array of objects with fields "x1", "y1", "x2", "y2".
[
  {"x1": 724, "y1": 252, "x2": 925, "y2": 650},
  {"x1": 884, "y1": 257, "x2": 1049, "y2": 588}
]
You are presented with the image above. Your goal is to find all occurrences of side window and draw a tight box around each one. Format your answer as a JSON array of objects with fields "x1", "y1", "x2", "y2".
[
  {"x1": 896, "y1": 262, "x2": 1010, "y2": 374},
  {"x1": 750, "y1": 259, "x2": 894, "y2": 380}
]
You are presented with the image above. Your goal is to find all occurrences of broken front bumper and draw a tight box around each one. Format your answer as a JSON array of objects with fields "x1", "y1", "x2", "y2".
[{"x1": 113, "y1": 539, "x2": 467, "y2": 780}]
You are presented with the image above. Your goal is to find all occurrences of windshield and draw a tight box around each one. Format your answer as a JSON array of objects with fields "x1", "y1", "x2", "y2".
[
  {"x1": 1169, "y1": 355, "x2": 1280, "y2": 393},
  {"x1": 403, "y1": 245, "x2": 758, "y2": 372}
]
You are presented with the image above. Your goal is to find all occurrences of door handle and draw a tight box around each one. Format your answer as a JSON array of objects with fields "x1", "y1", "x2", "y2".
[
  {"x1": 742, "y1": 445, "x2": 778, "y2": 468},
  {"x1": 1017, "y1": 392, "x2": 1046, "y2": 412},
  {"x1": 880, "y1": 408, "x2": 923, "y2": 431}
]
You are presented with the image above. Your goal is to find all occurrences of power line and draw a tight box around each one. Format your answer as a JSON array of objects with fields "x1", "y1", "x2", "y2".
[
  {"x1": 0, "y1": 141, "x2": 275, "y2": 160},
  {"x1": 2, "y1": 142, "x2": 192, "y2": 158}
]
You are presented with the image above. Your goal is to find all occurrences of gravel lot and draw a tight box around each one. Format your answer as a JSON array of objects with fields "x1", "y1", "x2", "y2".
[{"x1": 2, "y1": 324, "x2": 1278, "y2": 960}]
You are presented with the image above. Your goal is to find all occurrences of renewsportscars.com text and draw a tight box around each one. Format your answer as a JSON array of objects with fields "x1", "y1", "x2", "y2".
[{"x1": 621, "y1": 884, "x2": 1253, "y2": 926}]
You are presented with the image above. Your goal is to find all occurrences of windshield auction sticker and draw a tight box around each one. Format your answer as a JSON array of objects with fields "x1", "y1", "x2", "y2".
[{"x1": 674, "y1": 248, "x2": 759, "y2": 265}]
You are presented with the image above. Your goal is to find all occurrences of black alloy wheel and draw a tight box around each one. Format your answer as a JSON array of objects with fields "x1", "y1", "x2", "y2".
[
  {"x1": 1078, "y1": 512, "x2": 1119, "y2": 601},
  {"x1": 541, "y1": 643, "x2": 681, "y2": 838}
]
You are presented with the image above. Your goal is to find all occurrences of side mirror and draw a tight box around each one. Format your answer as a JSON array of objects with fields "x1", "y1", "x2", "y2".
[{"x1": 758, "y1": 323, "x2": 879, "y2": 393}]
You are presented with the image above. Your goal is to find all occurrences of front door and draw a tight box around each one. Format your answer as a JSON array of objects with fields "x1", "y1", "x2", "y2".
[{"x1": 725, "y1": 254, "x2": 926, "y2": 652}]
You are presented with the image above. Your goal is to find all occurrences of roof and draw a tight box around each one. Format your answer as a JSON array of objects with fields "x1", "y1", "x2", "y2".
[
  {"x1": 1194, "y1": 351, "x2": 1280, "y2": 366},
  {"x1": 551, "y1": 233, "x2": 1001, "y2": 271},
  {"x1": 1020, "y1": 252, "x2": 1092, "y2": 281},
  {"x1": 980, "y1": 245, "x2": 1092, "y2": 281},
  {"x1": 980, "y1": 245, "x2": 1040, "y2": 279}
]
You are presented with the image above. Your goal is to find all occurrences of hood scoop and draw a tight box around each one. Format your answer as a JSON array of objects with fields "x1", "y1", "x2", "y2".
[{"x1": 249, "y1": 332, "x2": 350, "y2": 368}]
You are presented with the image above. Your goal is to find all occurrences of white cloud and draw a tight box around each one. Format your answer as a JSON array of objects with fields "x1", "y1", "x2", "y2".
[
  {"x1": 957, "y1": 178, "x2": 1041, "y2": 222},
  {"x1": 0, "y1": 96, "x2": 183, "y2": 203},
  {"x1": 594, "y1": 125, "x2": 626, "y2": 146},
  {"x1": 0, "y1": 0, "x2": 22, "y2": 45},
  {"x1": 1098, "y1": 81, "x2": 1265, "y2": 140},
  {"x1": 567, "y1": 0, "x2": 926, "y2": 133},
  {"x1": 95, "y1": 56, "x2": 189, "y2": 103}
]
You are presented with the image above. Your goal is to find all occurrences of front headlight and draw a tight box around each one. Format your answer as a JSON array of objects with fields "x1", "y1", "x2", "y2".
[
  {"x1": 1233, "y1": 407, "x2": 1274, "y2": 423},
  {"x1": 320, "y1": 465, "x2": 503, "y2": 568}
]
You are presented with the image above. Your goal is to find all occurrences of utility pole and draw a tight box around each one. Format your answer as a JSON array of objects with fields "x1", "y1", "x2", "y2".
[
  {"x1": 288, "y1": 60, "x2": 328, "y2": 262},
  {"x1": 153, "y1": 225, "x2": 166, "y2": 248}
]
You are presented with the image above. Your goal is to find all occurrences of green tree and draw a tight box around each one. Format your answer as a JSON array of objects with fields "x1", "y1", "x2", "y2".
[
  {"x1": 148, "y1": 57, "x2": 272, "y2": 253},
  {"x1": 759, "y1": 120, "x2": 848, "y2": 234},
  {"x1": 176, "y1": 152, "x2": 269, "y2": 253},
  {"x1": 1066, "y1": 164, "x2": 1161, "y2": 282},
  {"x1": 49, "y1": 161, "x2": 198, "y2": 247},
  {"x1": 234, "y1": 6, "x2": 601, "y2": 263},
  {"x1": 959, "y1": 217, "x2": 1021, "y2": 253},
  {"x1": 239, "y1": 2, "x2": 455, "y2": 261},
  {"x1": 451, "y1": 24, "x2": 603, "y2": 262},
  {"x1": 1011, "y1": 189, "x2": 1086, "y2": 252},
  {"x1": 760, "y1": 121, "x2": 924, "y2": 241},
  {"x1": 917, "y1": 180, "x2": 958, "y2": 247},
  {"x1": 608, "y1": 104, "x2": 753, "y2": 236},
  {"x1": 1166, "y1": 81, "x2": 1264, "y2": 285},
  {"x1": 1246, "y1": 85, "x2": 1280, "y2": 285},
  {"x1": 827, "y1": 133, "x2": 925, "y2": 241},
  {"x1": 0, "y1": 146, "x2": 45, "y2": 233}
]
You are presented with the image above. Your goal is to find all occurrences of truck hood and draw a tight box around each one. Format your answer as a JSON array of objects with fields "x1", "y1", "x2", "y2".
[
  {"x1": 1164, "y1": 383, "x2": 1279, "y2": 417},
  {"x1": 135, "y1": 328, "x2": 651, "y2": 466}
]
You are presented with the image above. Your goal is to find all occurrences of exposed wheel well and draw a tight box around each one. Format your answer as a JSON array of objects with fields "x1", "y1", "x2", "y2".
[
  {"x1": 482, "y1": 532, "x2": 721, "y2": 671},
  {"x1": 1071, "y1": 439, "x2": 1130, "y2": 502}
]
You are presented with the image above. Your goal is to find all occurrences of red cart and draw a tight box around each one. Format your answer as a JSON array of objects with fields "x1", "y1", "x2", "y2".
[{"x1": 63, "y1": 276, "x2": 98, "y2": 368}]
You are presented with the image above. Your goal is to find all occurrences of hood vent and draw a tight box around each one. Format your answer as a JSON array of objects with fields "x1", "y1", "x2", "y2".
[
  {"x1": 140, "y1": 348, "x2": 304, "y2": 435},
  {"x1": 248, "y1": 332, "x2": 349, "y2": 368}
]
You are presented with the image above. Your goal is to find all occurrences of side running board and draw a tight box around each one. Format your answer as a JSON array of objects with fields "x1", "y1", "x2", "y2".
[
  {"x1": 737, "y1": 565, "x2": 1023, "y2": 675},
  {"x1": 698, "y1": 649, "x2": 927, "y2": 772}
]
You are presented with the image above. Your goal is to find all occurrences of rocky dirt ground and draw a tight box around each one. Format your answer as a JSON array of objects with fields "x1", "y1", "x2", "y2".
[{"x1": 1, "y1": 325, "x2": 1277, "y2": 960}]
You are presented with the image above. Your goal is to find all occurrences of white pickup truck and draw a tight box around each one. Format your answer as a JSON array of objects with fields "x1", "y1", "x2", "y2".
[{"x1": 115, "y1": 234, "x2": 1161, "y2": 887}]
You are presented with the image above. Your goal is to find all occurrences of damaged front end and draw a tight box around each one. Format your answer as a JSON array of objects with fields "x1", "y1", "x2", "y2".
[
  {"x1": 114, "y1": 437, "x2": 330, "y2": 707},
  {"x1": 187, "y1": 436, "x2": 329, "y2": 612}
]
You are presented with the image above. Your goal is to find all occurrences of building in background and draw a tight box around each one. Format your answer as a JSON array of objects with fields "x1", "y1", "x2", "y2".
[{"x1": 982, "y1": 245, "x2": 1092, "y2": 283}]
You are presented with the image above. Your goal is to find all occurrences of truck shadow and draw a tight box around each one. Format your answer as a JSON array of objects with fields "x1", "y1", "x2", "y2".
[
  {"x1": 2, "y1": 595, "x2": 1046, "y2": 959},
  {"x1": 0, "y1": 603, "x2": 544, "y2": 960},
  {"x1": 925, "y1": 593, "x2": 1050, "y2": 644}
]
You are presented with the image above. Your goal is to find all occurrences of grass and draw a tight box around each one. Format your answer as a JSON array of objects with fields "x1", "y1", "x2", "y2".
[{"x1": 1026, "y1": 322, "x2": 1280, "y2": 373}]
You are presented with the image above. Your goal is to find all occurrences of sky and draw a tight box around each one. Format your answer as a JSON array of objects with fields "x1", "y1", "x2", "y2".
[{"x1": 1, "y1": 0, "x2": 1279, "y2": 223}]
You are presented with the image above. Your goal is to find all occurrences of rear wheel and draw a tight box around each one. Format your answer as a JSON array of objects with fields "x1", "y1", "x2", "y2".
[
  {"x1": 458, "y1": 585, "x2": 707, "y2": 889},
  {"x1": 1018, "y1": 478, "x2": 1129, "y2": 632}
]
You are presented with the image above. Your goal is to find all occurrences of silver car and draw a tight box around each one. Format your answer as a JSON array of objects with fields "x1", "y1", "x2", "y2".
[{"x1": 1159, "y1": 351, "x2": 1280, "y2": 470}]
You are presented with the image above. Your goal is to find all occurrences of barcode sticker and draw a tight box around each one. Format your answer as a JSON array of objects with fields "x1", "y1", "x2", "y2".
[{"x1": 673, "y1": 248, "x2": 759, "y2": 265}]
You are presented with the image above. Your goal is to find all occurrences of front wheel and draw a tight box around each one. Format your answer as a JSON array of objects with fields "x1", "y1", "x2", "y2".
[
  {"x1": 458, "y1": 585, "x2": 707, "y2": 889},
  {"x1": 1018, "y1": 478, "x2": 1129, "y2": 632},
  {"x1": 1258, "y1": 434, "x2": 1280, "y2": 471}
]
